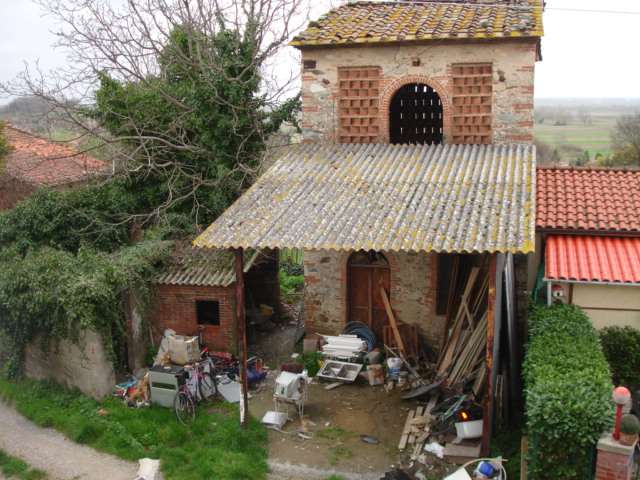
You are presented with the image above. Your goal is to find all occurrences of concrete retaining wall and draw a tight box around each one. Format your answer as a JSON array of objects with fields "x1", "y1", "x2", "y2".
[{"x1": 24, "y1": 330, "x2": 115, "y2": 400}]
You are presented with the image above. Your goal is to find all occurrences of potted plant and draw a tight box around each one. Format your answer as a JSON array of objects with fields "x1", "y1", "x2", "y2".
[{"x1": 619, "y1": 414, "x2": 640, "y2": 446}]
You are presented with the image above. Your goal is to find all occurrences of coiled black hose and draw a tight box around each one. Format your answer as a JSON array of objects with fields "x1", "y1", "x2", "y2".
[{"x1": 342, "y1": 321, "x2": 377, "y2": 351}]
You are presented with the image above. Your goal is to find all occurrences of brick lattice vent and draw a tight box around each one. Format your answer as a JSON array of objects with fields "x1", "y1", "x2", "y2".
[
  {"x1": 338, "y1": 67, "x2": 381, "y2": 143},
  {"x1": 451, "y1": 63, "x2": 493, "y2": 144}
]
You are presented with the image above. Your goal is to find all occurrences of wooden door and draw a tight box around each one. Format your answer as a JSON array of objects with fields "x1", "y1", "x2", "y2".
[{"x1": 348, "y1": 251, "x2": 390, "y2": 340}]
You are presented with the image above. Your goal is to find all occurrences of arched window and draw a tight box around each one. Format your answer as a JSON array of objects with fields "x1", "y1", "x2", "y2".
[{"x1": 389, "y1": 83, "x2": 443, "y2": 145}]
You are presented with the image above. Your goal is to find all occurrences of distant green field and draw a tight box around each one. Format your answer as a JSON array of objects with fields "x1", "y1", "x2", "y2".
[{"x1": 534, "y1": 115, "x2": 616, "y2": 163}]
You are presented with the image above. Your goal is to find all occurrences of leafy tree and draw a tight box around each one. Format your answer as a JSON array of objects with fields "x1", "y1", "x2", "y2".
[
  {"x1": 3, "y1": 0, "x2": 306, "y2": 227},
  {"x1": 572, "y1": 150, "x2": 589, "y2": 167},
  {"x1": 0, "y1": 0, "x2": 306, "y2": 376},
  {"x1": 92, "y1": 26, "x2": 298, "y2": 226}
]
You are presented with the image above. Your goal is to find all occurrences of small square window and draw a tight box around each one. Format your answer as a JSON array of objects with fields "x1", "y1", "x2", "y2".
[
  {"x1": 303, "y1": 59, "x2": 317, "y2": 70},
  {"x1": 196, "y1": 300, "x2": 220, "y2": 326}
]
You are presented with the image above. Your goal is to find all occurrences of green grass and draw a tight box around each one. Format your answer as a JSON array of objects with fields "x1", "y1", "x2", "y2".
[
  {"x1": 0, "y1": 378, "x2": 268, "y2": 480},
  {"x1": 534, "y1": 116, "x2": 616, "y2": 162},
  {"x1": 327, "y1": 445, "x2": 353, "y2": 466},
  {"x1": 0, "y1": 449, "x2": 46, "y2": 480},
  {"x1": 315, "y1": 426, "x2": 354, "y2": 441}
]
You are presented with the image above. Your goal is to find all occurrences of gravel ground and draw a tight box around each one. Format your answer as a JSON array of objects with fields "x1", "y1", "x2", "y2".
[
  {"x1": 0, "y1": 402, "x2": 138, "y2": 480},
  {"x1": 267, "y1": 460, "x2": 382, "y2": 480}
]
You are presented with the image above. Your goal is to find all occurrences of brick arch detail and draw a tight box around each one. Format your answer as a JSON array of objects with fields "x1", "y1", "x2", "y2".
[{"x1": 379, "y1": 75, "x2": 452, "y2": 143}]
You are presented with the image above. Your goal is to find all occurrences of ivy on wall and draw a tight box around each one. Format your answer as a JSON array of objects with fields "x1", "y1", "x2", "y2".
[{"x1": 0, "y1": 181, "x2": 176, "y2": 377}]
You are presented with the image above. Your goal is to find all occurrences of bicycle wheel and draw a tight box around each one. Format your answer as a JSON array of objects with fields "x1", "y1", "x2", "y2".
[
  {"x1": 174, "y1": 391, "x2": 196, "y2": 425},
  {"x1": 199, "y1": 371, "x2": 218, "y2": 400}
]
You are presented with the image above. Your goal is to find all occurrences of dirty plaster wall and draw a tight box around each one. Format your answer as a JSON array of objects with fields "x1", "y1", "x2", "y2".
[
  {"x1": 304, "y1": 250, "x2": 445, "y2": 349},
  {"x1": 24, "y1": 330, "x2": 115, "y2": 400},
  {"x1": 571, "y1": 284, "x2": 640, "y2": 330},
  {"x1": 300, "y1": 39, "x2": 537, "y2": 144}
]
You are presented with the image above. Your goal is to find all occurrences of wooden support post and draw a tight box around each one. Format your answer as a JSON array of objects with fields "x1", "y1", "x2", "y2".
[
  {"x1": 234, "y1": 248, "x2": 249, "y2": 428},
  {"x1": 482, "y1": 254, "x2": 497, "y2": 456},
  {"x1": 380, "y1": 286, "x2": 406, "y2": 356}
]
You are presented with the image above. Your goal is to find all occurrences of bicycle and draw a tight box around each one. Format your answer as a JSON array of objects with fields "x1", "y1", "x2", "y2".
[{"x1": 173, "y1": 353, "x2": 219, "y2": 424}]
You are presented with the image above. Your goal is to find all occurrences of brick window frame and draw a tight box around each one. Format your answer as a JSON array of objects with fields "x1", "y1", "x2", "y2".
[
  {"x1": 379, "y1": 75, "x2": 452, "y2": 144},
  {"x1": 337, "y1": 66, "x2": 381, "y2": 143},
  {"x1": 450, "y1": 63, "x2": 493, "y2": 144}
]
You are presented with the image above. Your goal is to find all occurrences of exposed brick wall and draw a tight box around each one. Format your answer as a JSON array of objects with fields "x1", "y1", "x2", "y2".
[
  {"x1": 151, "y1": 284, "x2": 237, "y2": 354},
  {"x1": 595, "y1": 435, "x2": 637, "y2": 480},
  {"x1": 337, "y1": 66, "x2": 381, "y2": 143},
  {"x1": 450, "y1": 63, "x2": 493, "y2": 144},
  {"x1": 300, "y1": 39, "x2": 537, "y2": 144},
  {"x1": 303, "y1": 250, "x2": 445, "y2": 349}
]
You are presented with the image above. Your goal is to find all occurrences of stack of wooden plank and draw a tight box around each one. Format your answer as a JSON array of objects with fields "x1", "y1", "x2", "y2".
[
  {"x1": 321, "y1": 334, "x2": 367, "y2": 358},
  {"x1": 436, "y1": 266, "x2": 489, "y2": 396},
  {"x1": 398, "y1": 397, "x2": 438, "y2": 456}
]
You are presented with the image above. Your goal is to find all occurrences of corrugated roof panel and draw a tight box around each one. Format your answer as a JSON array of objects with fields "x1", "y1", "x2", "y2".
[
  {"x1": 194, "y1": 143, "x2": 536, "y2": 254},
  {"x1": 155, "y1": 248, "x2": 260, "y2": 287},
  {"x1": 545, "y1": 235, "x2": 640, "y2": 285}
]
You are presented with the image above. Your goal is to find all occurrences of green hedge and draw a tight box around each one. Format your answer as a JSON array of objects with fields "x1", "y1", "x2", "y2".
[
  {"x1": 599, "y1": 326, "x2": 640, "y2": 389},
  {"x1": 523, "y1": 304, "x2": 613, "y2": 480}
]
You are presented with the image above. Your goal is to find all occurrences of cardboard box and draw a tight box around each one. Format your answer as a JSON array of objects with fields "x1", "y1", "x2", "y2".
[{"x1": 168, "y1": 335, "x2": 200, "y2": 365}]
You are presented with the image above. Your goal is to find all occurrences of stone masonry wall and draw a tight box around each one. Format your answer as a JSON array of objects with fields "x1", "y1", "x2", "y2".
[
  {"x1": 304, "y1": 250, "x2": 446, "y2": 349},
  {"x1": 300, "y1": 39, "x2": 537, "y2": 144}
]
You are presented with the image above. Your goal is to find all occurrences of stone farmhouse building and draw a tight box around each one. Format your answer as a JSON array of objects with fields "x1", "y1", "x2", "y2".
[{"x1": 195, "y1": 0, "x2": 544, "y2": 450}]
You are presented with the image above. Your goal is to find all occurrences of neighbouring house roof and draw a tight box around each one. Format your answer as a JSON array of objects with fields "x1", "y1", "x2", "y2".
[
  {"x1": 155, "y1": 246, "x2": 261, "y2": 287},
  {"x1": 290, "y1": 0, "x2": 543, "y2": 48},
  {"x1": 536, "y1": 167, "x2": 640, "y2": 234},
  {"x1": 545, "y1": 235, "x2": 640, "y2": 285},
  {"x1": 193, "y1": 143, "x2": 536, "y2": 254},
  {"x1": 2, "y1": 124, "x2": 109, "y2": 186}
]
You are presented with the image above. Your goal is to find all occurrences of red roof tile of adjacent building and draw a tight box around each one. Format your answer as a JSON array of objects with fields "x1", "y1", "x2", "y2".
[
  {"x1": 545, "y1": 235, "x2": 640, "y2": 285},
  {"x1": 2, "y1": 124, "x2": 109, "y2": 186},
  {"x1": 536, "y1": 167, "x2": 640, "y2": 234}
]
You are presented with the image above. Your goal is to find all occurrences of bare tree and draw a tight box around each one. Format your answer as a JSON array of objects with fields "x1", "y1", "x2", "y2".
[
  {"x1": 611, "y1": 114, "x2": 640, "y2": 168},
  {"x1": 1, "y1": 0, "x2": 309, "y2": 225}
]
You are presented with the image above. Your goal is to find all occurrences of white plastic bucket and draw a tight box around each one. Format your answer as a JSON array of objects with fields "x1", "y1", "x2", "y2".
[
  {"x1": 386, "y1": 357, "x2": 402, "y2": 379},
  {"x1": 454, "y1": 419, "x2": 483, "y2": 439}
]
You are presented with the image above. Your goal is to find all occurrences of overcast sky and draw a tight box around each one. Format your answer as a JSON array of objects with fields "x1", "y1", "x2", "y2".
[{"x1": 1, "y1": 0, "x2": 639, "y2": 105}]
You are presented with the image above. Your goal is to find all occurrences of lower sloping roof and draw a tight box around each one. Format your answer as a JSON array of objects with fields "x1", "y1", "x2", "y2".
[
  {"x1": 545, "y1": 235, "x2": 640, "y2": 285},
  {"x1": 155, "y1": 246, "x2": 260, "y2": 287},
  {"x1": 194, "y1": 143, "x2": 536, "y2": 254},
  {"x1": 3, "y1": 124, "x2": 109, "y2": 186},
  {"x1": 537, "y1": 167, "x2": 640, "y2": 234}
]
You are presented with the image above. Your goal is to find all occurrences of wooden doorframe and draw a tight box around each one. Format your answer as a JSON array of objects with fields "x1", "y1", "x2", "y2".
[{"x1": 347, "y1": 251, "x2": 390, "y2": 334}]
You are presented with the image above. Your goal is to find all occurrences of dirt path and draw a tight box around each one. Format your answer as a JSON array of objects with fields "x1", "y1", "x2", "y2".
[{"x1": 0, "y1": 402, "x2": 138, "y2": 480}]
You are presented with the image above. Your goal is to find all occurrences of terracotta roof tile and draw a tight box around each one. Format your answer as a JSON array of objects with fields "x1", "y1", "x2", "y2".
[
  {"x1": 536, "y1": 167, "x2": 640, "y2": 234},
  {"x1": 290, "y1": 0, "x2": 543, "y2": 47},
  {"x1": 2, "y1": 125, "x2": 109, "y2": 186},
  {"x1": 545, "y1": 235, "x2": 640, "y2": 285}
]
